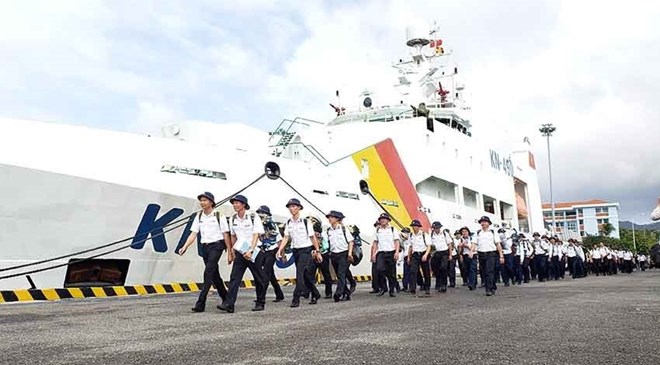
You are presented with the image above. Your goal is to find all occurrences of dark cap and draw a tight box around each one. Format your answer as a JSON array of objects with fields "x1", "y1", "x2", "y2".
[
  {"x1": 229, "y1": 194, "x2": 250, "y2": 210},
  {"x1": 326, "y1": 210, "x2": 345, "y2": 220},
  {"x1": 432, "y1": 221, "x2": 442, "y2": 229},
  {"x1": 285, "y1": 198, "x2": 303, "y2": 209},
  {"x1": 410, "y1": 219, "x2": 422, "y2": 227},
  {"x1": 478, "y1": 216, "x2": 492, "y2": 224},
  {"x1": 197, "y1": 192, "x2": 216, "y2": 205},
  {"x1": 256, "y1": 205, "x2": 271, "y2": 216},
  {"x1": 378, "y1": 213, "x2": 391, "y2": 221}
]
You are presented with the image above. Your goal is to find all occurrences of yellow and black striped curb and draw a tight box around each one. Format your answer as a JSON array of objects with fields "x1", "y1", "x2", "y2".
[{"x1": 0, "y1": 275, "x2": 392, "y2": 304}]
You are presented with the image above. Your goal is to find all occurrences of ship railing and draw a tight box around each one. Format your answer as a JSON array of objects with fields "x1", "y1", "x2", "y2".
[{"x1": 268, "y1": 117, "x2": 324, "y2": 144}]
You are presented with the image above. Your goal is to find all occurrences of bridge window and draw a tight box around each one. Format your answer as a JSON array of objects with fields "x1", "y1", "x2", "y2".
[
  {"x1": 161, "y1": 165, "x2": 227, "y2": 180},
  {"x1": 463, "y1": 187, "x2": 479, "y2": 209}
]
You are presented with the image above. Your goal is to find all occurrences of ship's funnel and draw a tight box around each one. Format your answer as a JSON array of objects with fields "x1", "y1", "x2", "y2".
[
  {"x1": 265, "y1": 162, "x2": 280, "y2": 180},
  {"x1": 359, "y1": 180, "x2": 370, "y2": 195}
]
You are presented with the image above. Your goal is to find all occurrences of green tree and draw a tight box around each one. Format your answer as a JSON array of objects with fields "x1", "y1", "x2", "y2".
[
  {"x1": 583, "y1": 235, "x2": 621, "y2": 249},
  {"x1": 618, "y1": 228, "x2": 659, "y2": 254},
  {"x1": 600, "y1": 222, "x2": 615, "y2": 237}
]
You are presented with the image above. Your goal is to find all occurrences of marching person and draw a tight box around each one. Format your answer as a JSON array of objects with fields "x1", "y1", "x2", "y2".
[
  {"x1": 447, "y1": 229, "x2": 459, "y2": 288},
  {"x1": 455, "y1": 230, "x2": 468, "y2": 286},
  {"x1": 323, "y1": 210, "x2": 354, "y2": 301},
  {"x1": 638, "y1": 253, "x2": 647, "y2": 271},
  {"x1": 407, "y1": 220, "x2": 431, "y2": 295},
  {"x1": 276, "y1": 198, "x2": 322, "y2": 307},
  {"x1": 573, "y1": 241, "x2": 586, "y2": 278},
  {"x1": 566, "y1": 239, "x2": 577, "y2": 277},
  {"x1": 623, "y1": 250, "x2": 634, "y2": 273},
  {"x1": 372, "y1": 213, "x2": 401, "y2": 297},
  {"x1": 498, "y1": 228, "x2": 516, "y2": 286},
  {"x1": 370, "y1": 220, "x2": 381, "y2": 294},
  {"x1": 178, "y1": 192, "x2": 230, "y2": 313},
  {"x1": 255, "y1": 205, "x2": 285, "y2": 302},
  {"x1": 472, "y1": 216, "x2": 504, "y2": 296},
  {"x1": 312, "y1": 217, "x2": 334, "y2": 299},
  {"x1": 219, "y1": 195, "x2": 268, "y2": 313},
  {"x1": 400, "y1": 228, "x2": 413, "y2": 292},
  {"x1": 518, "y1": 233, "x2": 534, "y2": 283},
  {"x1": 458, "y1": 227, "x2": 477, "y2": 290},
  {"x1": 532, "y1": 233, "x2": 550, "y2": 282},
  {"x1": 430, "y1": 221, "x2": 453, "y2": 292}
]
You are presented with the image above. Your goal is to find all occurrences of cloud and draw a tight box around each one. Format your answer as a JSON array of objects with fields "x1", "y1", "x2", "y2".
[{"x1": 1, "y1": 0, "x2": 659, "y2": 222}]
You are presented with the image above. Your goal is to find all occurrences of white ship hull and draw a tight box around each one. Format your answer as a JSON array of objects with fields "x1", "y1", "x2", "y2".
[{"x1": 0, "y1": 116, "x2": 544, "y2": 290}]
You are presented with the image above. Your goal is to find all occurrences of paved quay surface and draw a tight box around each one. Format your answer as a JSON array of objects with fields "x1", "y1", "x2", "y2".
[{"x1": 1, "y1": 271, "x2": 659, "y2": 365}]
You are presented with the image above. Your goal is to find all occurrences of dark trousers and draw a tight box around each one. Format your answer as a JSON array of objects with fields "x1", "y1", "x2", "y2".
[
  {"x1": 535, "y1": 254, "x2": 548, "y2": 281},
  {"x1": 195, "y1": 241, "x2": 229, "y2": 309},
  {"x1": 559, "y1": 258, "x2": 566, "y2": 278},
  {"x1": 371, "y1": 262, "x2": 380, "y2": 291},
  {"x1": 463, "y1": 254, "x2": 478, "y2": 288},
  {"x1": 431, "y1": 250, "x2": 449, "y2": 289},
  {"x1": 255, "y1": 248, "x2": 284, "y2": 300},
  {"x1": 409, "y1": 252, "x2": 431, "y2": 292},
  {"x1": 458, "y1": 256, "x2": 468, "y2": 285},
  {"x1": 478, "y1": 251, "x2": 498, "y2": 293},
  {"x1": 347, "y1": 268, "x2": 356, "y2": 288},
  {"x1": 502, "y1": 253, "x2": 516, "y2": 284},
  {"x1": 567, "y1": 257, "x2": 575, "y2": 276},
  {"x1": 550, "y1": 256, "x2": 560, "y2": 280},
  {"x1": 573, "y1": 257, "x2": 584, "y2": 278},
  {"x1": 293, "y1": 247, "x2": 320, "y2": 300},
  {"x1": 448, "y1": 255, "x2": 457, "y2": 286},
  {"x1": 402, "y1": 259, "x2": 411, "y2": 290},
  {"x1": 530, "y1": 256, "x2": 537, "y2": 280},
  {"x1": 522, "y1": 257, "x2": 531, "y2": 282},
  {"x1": 593, "y1": 258, "x2": 601, "y2": 275},
  {"x1": 226, "y1": 250, "x2": 267, "y2": 307},
  {"x1": 330, "y1": 251, "x2": 350, "y2": 297},
  {"x1": 318, "y1": 252, "x2": 333, "y2": 296},
  {"x1": 624, "y1": 260, "x2": 633, "y2": 273},
  {"x1": 376, "y1": 251, "x2": 397, "y2": 293},
  {"x1": 513, "y1": 255, "x2": 523, "y2": 284}
]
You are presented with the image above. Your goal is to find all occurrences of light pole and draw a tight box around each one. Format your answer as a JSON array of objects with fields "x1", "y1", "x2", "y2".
[{"x1": 540, "y1": 123, "x2": 557, "y2": 235}]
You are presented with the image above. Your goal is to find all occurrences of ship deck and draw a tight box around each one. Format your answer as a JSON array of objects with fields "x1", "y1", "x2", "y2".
[{"x1": 1, "y1": 271, "x2": 659, "y2": 364}]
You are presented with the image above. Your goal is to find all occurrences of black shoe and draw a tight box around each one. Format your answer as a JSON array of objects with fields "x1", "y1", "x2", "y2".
[
  {"x1": 369, "y1": 289, "x2": 379, "y2": 294},
  {"x1": 425, "y1": 290, "x2": 430, "y2": 295},
  {"x1": 440, "y1": 287, "x2": 447, "y2": 293},
  {"x1": 349, "y1": 285, "x2": 356, "y2": 293},
  {"x1": 449, "y1": 284, "x2": 456, "y2": 288},
  {"x1": 340, "y1": 295, "x2": 351, "y2": 301},
  {"x1": 401, "y1": 288, "x2": 409, "y2": 292},
  {"x1": 217, "y1": 304, "x2": 234, "y2": 313},
  {"x1": 252, "y1": 304, "x2": 265, "y2": 312},
  {"x1": 290, "y1": 300, "x2": 300, "y2": 308},
  {"x1": 468, "y1": 286, "x2": 475, "y2": 291},
  {"x1": 486, "y1": 291, "x2": 494, "y2": 297},
  {"x1": 377, "y1": 290, "x2": 386, "y2": 297},
  {"x1": 410, "y1": 290, "x2": 416, "y2": 295},
  {"x1": 389, "y1": 292, "x2": 396, "y2": 297},
  {"x1": 273, "y1": 297, "x2": 284, "y2": 303},
  {"x1": 325, "y1": 293, "x2": 333, "y2": 299},
  {"x1": 462, "y1": 283, "x2": 468, "y2": 287},
  {"x1": 191, "y1": 306, "x2": 204, "y2": 313},
  {"x1": 310, "y1": 293, "x2": 321, "y2": 305},
  {"x1": 504, "y1": 283, "x2": 510, "y2": 287},
  {"x1": 334, "y1": 295, "x2": 341, "y2": 302}
]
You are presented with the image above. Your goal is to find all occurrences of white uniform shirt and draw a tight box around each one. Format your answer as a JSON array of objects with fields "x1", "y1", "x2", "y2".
[
  {"x1": 567, "y1": 245, "x2": 577, "y2": 258},
  {"x1": 459, "y1": 236, "x2": 473, "y2": 255},
  {"x1": 576, "y1": 246, "x2": 585, "y2": 261},
  {"x1": 533, "y1": 239, "x2": 550, "y2": 255},
  {"x1": 374, "y1": 225, "x2": 400, "y2": 252},
  {"x1": 323, "y1": 225, "x2": 353, "y2": 253},
  {"x1": 472, "y1": 229, "x2": 500, "y2": 253},
  {"x1": 191, "y1": 211, "x2": 229, "y2": 244},
  {"x1": 410, "y1": 231, "x2": 430, "y2": 253},
  {"x1": 500, "y1": 234, "x2": 513, "y2": 255},
  {"x1": 623, "y1": 251, "x2": 633, "y2": 261},
  {"x1": 638, "y1": 254, "x2": 647, "y2": 262},
  {"x1": 552, "y1": 244, "x2": 562, "y2": 257},
  {"x1": 617, "y1": 251, "x2": 624, "y2": 259},
  {"x1": 431, "y1": 230, "x2": 452, "y2": 251},
  {"x1": 591, "y1": 248, "x2": 602, "y2": 259},
  {"x1": 230, "y1": 212, "x2": 264, "y2": 248},
  {"x1": 285, "y1": 217, "x2": 315, "y2": 249}
]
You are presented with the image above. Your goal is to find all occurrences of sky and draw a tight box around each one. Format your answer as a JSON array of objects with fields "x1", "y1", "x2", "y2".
[{"x1": 1, "y1": 0, "x2": 659, "y2": 223}]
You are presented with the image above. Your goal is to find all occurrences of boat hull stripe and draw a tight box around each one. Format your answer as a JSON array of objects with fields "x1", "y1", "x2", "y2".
[
  {"x1": 374, "y1": 139, "x2": 431, "y2": 229},
  {"x1": 0, "y1": 276, "x2": 379, "y2": 303}
]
